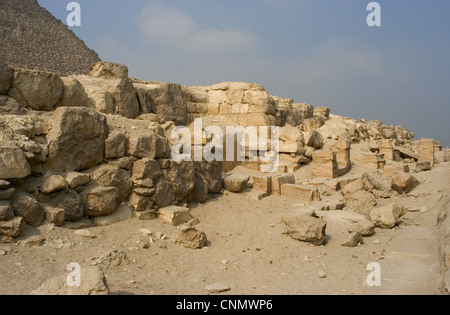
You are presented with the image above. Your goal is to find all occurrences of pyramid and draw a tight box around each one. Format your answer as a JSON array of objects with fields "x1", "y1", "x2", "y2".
[{"x1": 0, "y1": 0, "x2": 101, "y2": 75}]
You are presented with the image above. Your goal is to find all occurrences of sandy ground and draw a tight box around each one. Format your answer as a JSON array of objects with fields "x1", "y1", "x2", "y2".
[{"x1": 1, "y1": 162, "x2": 449, "y2": 295}]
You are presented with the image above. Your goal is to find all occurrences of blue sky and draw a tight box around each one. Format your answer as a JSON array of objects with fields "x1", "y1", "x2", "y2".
[{"x1": 39, "y1": 0, "x2": 450, "y2": 147}]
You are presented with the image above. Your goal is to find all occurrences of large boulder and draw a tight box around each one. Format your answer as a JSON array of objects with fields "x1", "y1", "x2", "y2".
[
  {"x1": 0, "y1": 62, "x2": 13, "y2": 95},
  {"x1": 105, "y1": 132, "x2": 128, "y2": 159},
  {"x1": 45, "y1": 107, "x2": 108, "y2": 172},
  {"x1": 88, "y1": 62, "x2": 140, "y2": 119},
  {"x1": 8, "y1": 69, "x2": 63, "y2": 111},
  {"x1": 283, "y1": 215, "x2": 327, "y2": 246},
  {"x1": 13, "y1": 195, "x2": 44, "y2": 227},
  {"x1": 60, "y1": 77, "x2": 89, "y2": 108},
  {"x1": 166, "y1": 161, "x2": 195, "y2": 201},
  {"x1": 81, "y1": 186, "x2": 120, "y2": 217},
  {"x1": 31, "y1": 266, "x2": 109, "y2": 296},
  {"x1": 369, "y1": 204, "x2": 405, "y2": 229},
  {"x1": 391, "y1": 172, "x2": 420, "y2": 194},
  {"x1": 133, "y1": 82, "x2": 188, "y2": 125},
  {"x1": 128, "y1": 131, "x2": 170, "y2": 159},
  {"x1": 0, "y1": 142, "x2": 31, "y2": 179}
]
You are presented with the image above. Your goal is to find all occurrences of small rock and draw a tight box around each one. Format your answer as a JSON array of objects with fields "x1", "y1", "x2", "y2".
[
  {"x1": 373, "y1": 239, "x2": 381, "y2": 245},
  {"x1": 136, "y1": 238, "x2": 150, "y2": 249},
  {"x1": 419, "y1": 206, "x2": 429, "y2": 213},
  {"x1": 223, "y1": 174, "x2": 250, "y2": 193},
  {"x1": 159, "y1": 206, "x2": 195, "y2": 226},
  {"x1": 303, "y1": 256, "x2": 313, "y2": 262},
  {"x1": 176, "y1": 225, "x2": 207, "y2": 249},
  {"x1": 40, "y1": 175, "x2": 67, "y2": 194},
  {"x1": 19, "y1": 235, "x2": 45, "y2": 247},
  {"x1": 0, "y1": 236, "x2": 14, "y2": 243},
  {"x1": 206, "y1": 283, "x2": 231, "y2": 294},
  {"x1": 0, "y1": 188, "x2": 15, "y2": 201},
  {"x1": 74, "y1": 229, "x2": 95, "y2": 239},
  {"x1": 318, "y1": 271, "x2": 327, "y2": 279},
  {"x1": 0, "y1": 249, "x2": 6, "y2": 255},
  {"x1": 221, "y1": 260, "x2": 229, "y2": 265},
  {"x1": 155, "y1": 231, "x2": 163, "y2": 239},
  {"x1": 139, "y1": 228, "x2": 153, "y2": 236},
  {"x1": 341, "y1": 232, "x2": 364, "y2": 248}
]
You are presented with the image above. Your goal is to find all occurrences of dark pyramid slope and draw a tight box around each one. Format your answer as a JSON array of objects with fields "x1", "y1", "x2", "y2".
[{"x1": 0, "y1": 0, "x2": 101, "y2": 75}]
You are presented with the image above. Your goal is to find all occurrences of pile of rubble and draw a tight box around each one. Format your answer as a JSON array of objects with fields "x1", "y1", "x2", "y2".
[{"x1": 0, "y1": 60, "x2": 447, "y2": 252}]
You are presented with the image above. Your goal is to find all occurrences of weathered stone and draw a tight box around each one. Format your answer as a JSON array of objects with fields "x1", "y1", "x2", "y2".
[
  {"x1": 50, "y1": 190, "x2": 84, "y2": 222},
  {"x1": 283, "y1": 215, "x2": 327, "y2": 246},
  {"x1": 271, "y1": 174, "x2": 295, "y2": 195},
  {"x1": 60, "y1": 77, "x2": 89, "y2": 108},
  {"x1": 176, "y1": 225, "x2": 207, "y2": 249},
  {"x1": 352, "y1": 153, "x2": 385, "y2": 169},
  {"x1": 129, "y1": 193, "x2": 153, "y2": 212},
  {"x1": 383, "y1": 164, "x2": 410, "y2": 177},
  {"x1": 343, "y1": 190, "x2": 377, "y2": 217},
  {"x1": 330, "y1": 136, "x2": 352, "y2": 176},
  {"x1": 44, "y1": 206, "x2": 65, "y2": 226},
  {"x1": 418, "y1": 138, "x2": 435, "y2": 166},
  {"x1": 105, "y1": 132, "x2": 128, "y2": 159},
  {"x1": 167, "y1": 161, "x2": 195, "y2": 201},
  {"x1": 414, "y1": 161, "x2": 432, "y2": 173},
  {"x1": 282, "y1": 185, "x2": 321, "y2": 202},
  {"x1": 205, "y1": 283, "x2": 231, "y2": 294},
  {"x1": 0, "y1": 200, "x2": 14, "y2": 221},
  {"x1": 0, "y1": 217, "x2": 23, "y2": 237},
  {"x1": 312, "y1": 151, "x2": 339, "y2": 179},
  {"x1": 133, "y1": 188, "x2": 155, "y2": 197},
  {"x1": 391, "y1": 172, "x2": 420, "y2": 194},
  {"x1": 369, "y1": 204, "x2": 404, "y2": 229},
  {"x1": 13, "y1": 195, "x2": 44, "y2": 227},
  {"x1": 380, "y1": 140, "x2": 394, "y2": 161},
  {"x1": 31, "y1": 266, "x2": 109, "y2": 295},
  {"x1": 128, "y1": 131, "x2": 170, "y2": 159},
  {"x1": 0, "y1": 188, "x2": 15, "y2": 201},
  {"x1": 223, "y1": 174, "x2": 249, "y2": 193},
  {"x1": 362, "y1": 171, "x2": 392, "y2": 192},
  {"x1": 66, "y1": 172, "x2": 91, "y2": 189},
  {"x1": 9, "y1": 69, "x2": 63, "y2": 111},
  {"x1": 159, "y1": 206, "x2": 194, "y2": 226},
  {"x1": 84, "y1": 86, "x2": 117, "y2": 114},
  {"x1": 134, "y1": 210, "x2": 158, "y2": 221},
  {"x1": 81, "y1": 186, "x2": 119, "y2": 217},
  {"x1": 0, "y1": 180, "x2": 11, "y2": 189},
  {"x1": 315, "y1": 107, "x2": 330, "y2": 118},
  {"x1": 133, "y1": 179, "x2": 154, "y2": 189},
  {"x1": 318, "y1": 210, "x2": 375, "y2": 237},
  {"x1": 151, "y1": 179, "x2": 175, "y2": 208},
  {"x1": 307, "y1": 132, "x2": 324, "y2": 149},
  {"x1": 92, "y1": 165, "x2": 132, "y2": 202},
  {"x1": 132, "y1": 158, "x2": 162, "y2": 181},
  {"x1": 0, "y1": 62, "x2": 13, "y2": 95},
  {"x1": 133, "y1": 81, "x2": 188, "y2": 125},
  {"x1": 342, "y1": 179, "x2": 364, "y2": 195},
  {"x1": 341, "y1": 232, "x2": 364, "y2": 247},
  {"x1": 253, "y1": 176, "x2": 272, "y2": 195},
  {"x1": 89, "y1": 62, "x2": 139, "y2": 119},
  {"x1": 0, "y1": 96, "x2": 26, "y2": 115},
  {"x1": 40, "y1": 175, "x2": 67, "y2": 194},
  {"x1": 0, "y1": 142, "x2": 31, "y2": 179},
  {"x1": 45, "y1": 107, "x2": 108, "y2": 172}
]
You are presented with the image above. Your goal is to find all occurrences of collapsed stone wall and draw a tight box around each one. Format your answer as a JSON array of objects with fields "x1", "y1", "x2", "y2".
[{"x1": 0, "y1": 60, "x2": 443, "y2": 241}]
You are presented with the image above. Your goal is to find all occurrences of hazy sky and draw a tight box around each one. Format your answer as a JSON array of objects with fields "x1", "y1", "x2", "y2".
[{"x1": 39, "y1": 0, "x2": 450, "y2": 147}]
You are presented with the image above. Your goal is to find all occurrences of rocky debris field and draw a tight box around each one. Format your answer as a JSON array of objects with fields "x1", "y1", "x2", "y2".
[{"x1": 1, "y1": 60, "x2": 449, "y2": 295}]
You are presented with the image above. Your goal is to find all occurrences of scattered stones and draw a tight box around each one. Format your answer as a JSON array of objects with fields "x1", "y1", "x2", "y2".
[
  {"x1": 176, "y1": 225, "x2": 207, "y2": 249},
  {"x1": 282, "y1": 215, "x2": 327, "y2": 246}
]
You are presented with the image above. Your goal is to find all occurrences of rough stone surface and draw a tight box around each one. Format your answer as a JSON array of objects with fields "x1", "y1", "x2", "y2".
[
  {"x1": 0, "y1": 142, "x2": 31, "y2": 179},
  {"x1": 92, "y1": 165, "x2": 132, "y2": 202},
  {"x1": 128, "y1": 131, "x2": 170, "y2": 159},
  {"x1": 9, "y1": 69, "x2": 63, "y2": 111},
  {"x1": 281, "y1": 185, "x2": 321, "y2": 202},
  {"x1": 66, "y1": 172, "x2": 91, "y2": 189},
  {"x1": 283, "y1": 215, "x2": 327, "y2": 246},
  {"x1": 44, "y1": 206, "x2": 65, "y2": 226},
  {"x1": 0, "y1": 188, "x2": 15, "y2": 201},
  {"x1": 0, "y1": 200, "x2": 14, "y2": 221},
  {"x1": 312, "y1": 151, "x2": 339, "y2": 179},
  {"x1": 176, "y1": 225, "x2": 207, "y2": 249},
  {"x1": 13, "y1": 195, "x2": 44, "y2": 227},
  {"x1": 362, "y1": 171, "x2": 392, "y2": 192},
  {"x1": 391, "y1": 172, "x2": 420, "y2": 195},
  {"x1": 0, "y1": 96, "x2": 26, "y2": 115},
  {"x1": 45, "y1": 107, "x2": 108, "y2": 172},
  {"x1": 105, "y1": 132, "x2": 128, "y2": 159},
  {"x1": 40, "y1": 175, "x2": 67, "y2": 194},
  {"x1": 0, "y1": 62, "x2": 13, "y2": 95},
  {"x1": 81, "y1": 186, "x2": 120, "y2": 217},
  {"x1": 0, "y1": 217, "x2": 23, "y2": 237},
  {"x1": 341, "y1": 232, "x2": 364, "y2": 247},
  {"x1": 159, "y1": 206, "x2": 194, "y2": 226},
  {"x1": 31, "y1": 267, "x2": 109, "y2": 295},
  {"x1": 49, "y1": 190, "x2": 84, "y2": 222},
  {"x1": 223, "y1": 174, "x2": 249, "y2": 193},
  {"x1": 369, "y1": 204, "x2": 405, "y2": 229},
  {"x1": 344, "y1": 190, "x2": 377, "y2": 217},
  {"x1": 60, "y1": 77, "x2": 89, "y2": 108}
]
